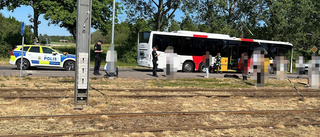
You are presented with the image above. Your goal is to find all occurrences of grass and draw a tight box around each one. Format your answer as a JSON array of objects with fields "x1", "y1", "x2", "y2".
[
  {"x1": 50, "y1": 42, "x2": 76, "y2": 46},
  {"x1": 151, "y1": 78, "x2": 252, "y2": 88},
  {"x1": 0, "y1": 57, "x2": 9, "y2": 65},
  {"x1": 0, "y1": 76, "x2": 319, "y2": 136}
]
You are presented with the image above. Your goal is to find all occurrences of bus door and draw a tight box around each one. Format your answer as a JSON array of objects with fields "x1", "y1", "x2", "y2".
[
  {"x1": 228, "y1": 45, "x2": 239, "y2": 70},
  {"x1": 237, "y1": 45, "x2": 249, "y2": 70}
]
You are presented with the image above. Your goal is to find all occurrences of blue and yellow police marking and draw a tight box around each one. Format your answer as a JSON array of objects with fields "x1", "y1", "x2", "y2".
[
  {"x1": 39, "y1": 61, "x2": 50, "y2": 65},
  {"x1": 11, "y1": 45, "x2": 76, "y2": 66},
  {"x1": 44, "y1": 57, "x2": 58, "y2": 61},
  {"x1": 10, "y1": 55, "x2": 16, "y2": 62},
  {"x1": 32, "y1": 60, "x2": 61, "y2": 65},
  {"x1": 32, "y1": 60, "x2": 39, "y2": 64}
]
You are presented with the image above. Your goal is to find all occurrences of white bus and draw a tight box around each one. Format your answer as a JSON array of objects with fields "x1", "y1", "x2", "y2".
[{"x1": 137, "y1": 31, "x2": 293, "y2": 73}]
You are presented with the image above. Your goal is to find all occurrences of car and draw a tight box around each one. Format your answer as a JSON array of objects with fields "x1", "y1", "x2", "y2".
[{"x1": 9, "y1": 45, "x2": 76, "y2": 71}]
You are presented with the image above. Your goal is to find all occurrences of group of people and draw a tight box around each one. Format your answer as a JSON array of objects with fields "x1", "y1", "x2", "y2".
[{"x1": 151, "y1": 47, "x2": 222, "y2": 77}]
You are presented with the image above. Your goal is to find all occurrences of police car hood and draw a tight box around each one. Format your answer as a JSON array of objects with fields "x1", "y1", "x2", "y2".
[{"x1": 63, "y1": 54, "x2": 76, "y2": 58}]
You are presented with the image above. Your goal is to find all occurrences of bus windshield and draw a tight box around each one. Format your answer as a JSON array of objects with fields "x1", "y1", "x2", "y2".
[{"x1": 139, "y1": 31, "x2": 151, "y2": 43}]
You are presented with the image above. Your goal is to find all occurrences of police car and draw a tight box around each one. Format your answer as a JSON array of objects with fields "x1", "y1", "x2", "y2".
[{"x1": 9, "y1": 45, "x2": 76, "y2": 71}]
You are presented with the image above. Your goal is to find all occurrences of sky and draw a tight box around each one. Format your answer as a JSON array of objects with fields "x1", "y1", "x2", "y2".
[{"x1": 0, "y1": 4, "x2": 184, "y2": 36}]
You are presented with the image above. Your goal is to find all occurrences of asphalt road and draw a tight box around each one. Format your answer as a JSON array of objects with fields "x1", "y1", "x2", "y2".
[{"x1": 0, "y1": 65, "x2": 308, "y2": 79}]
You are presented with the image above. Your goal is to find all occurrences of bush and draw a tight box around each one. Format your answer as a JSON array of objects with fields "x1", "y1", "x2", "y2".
[
  {"x1": 0, "y1": 13, "x2": 33, "y2": 57},
  {"x1": 0, "y1": 43, "x2": 13, "y2": 58}
]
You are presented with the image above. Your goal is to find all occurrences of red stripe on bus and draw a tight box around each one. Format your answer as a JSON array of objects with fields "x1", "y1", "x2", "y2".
[
  {"x1": 192, "y1": 56, "x2": 203, "y2": 71},
  {"x1": 193, "y1": 34, "x2": 208, "y2": 38},
  {"x1": 241, "y1": 38, "x2": 254, "y2": 42}
]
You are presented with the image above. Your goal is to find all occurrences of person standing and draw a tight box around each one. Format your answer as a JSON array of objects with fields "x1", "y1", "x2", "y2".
[
  {"x1": 152, "y1": 47, "x2": 160, "y2": 77},
  {"x1": 215, "y1": 53, "x2": 222, "y2": 73},
  {"x1": 93, "y1": 40, "x2": 104, "y2": 75}
]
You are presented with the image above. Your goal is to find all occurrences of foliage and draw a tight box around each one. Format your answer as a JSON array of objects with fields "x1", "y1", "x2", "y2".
[
  {"x1": 0, "y1": 0, "x2": 54, "y2": 38},
  {"x1": 48, "y1": 36, "x2": 74, "y2": 42},
  {"x1": 180, "y1": 15, "x2": 199, "y2": 31},
  {"x1": 44, "y1": 0, "x2": 122, "y2": 39},
  {"x1": 168, "y1": 19, "x2": 180, "y2": 32},
  {"x1": 0, "y1": 13, "x2": 33, "y2": 58},
  {"x1": 91, "y1": 22, "x2": 131, "y2": 45},
  {"x1": 123, "y1": 0, "x2": 193, "y2": 31},
  {"x1": 38, "y1": 34, "x2": 51, "y2": 45},
  {"x1": 188, "y1": 0, "x2": 267, "y2": 38},
  {"x1": 264, "y1": 0, "x2": 320, "y2": 51},
  {"x1": 116, "y1": 19, "x2": 151, "y2": 63}
]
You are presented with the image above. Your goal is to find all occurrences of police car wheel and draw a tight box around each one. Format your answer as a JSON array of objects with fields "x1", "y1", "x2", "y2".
[
  {"x1": 64, "y1": 61, "x2": 75, "y2": 71},
  {"x1": 16, "y1": 59, "x2": 30, "y2": 70}
]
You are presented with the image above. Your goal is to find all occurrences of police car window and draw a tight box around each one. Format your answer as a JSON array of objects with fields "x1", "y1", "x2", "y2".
[
  {"x1": 29, "y1": 47, "x2": 40, "y2": 53},
  {"x1": 20, "y1": 46, "x2": 30, "y2": 51},
  {"x1": 42, "y1": 47, "x2": 54, "y2": 54}
]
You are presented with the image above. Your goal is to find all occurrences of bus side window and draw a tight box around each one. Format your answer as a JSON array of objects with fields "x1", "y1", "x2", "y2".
[
  {"x1": 193, "y1": 38, "x2": 206, "y2": 56},
  {"x1": 180, "y1": 36, "x2": 192, "y2": 55},
  {"x1": 153, "y1": 34, "x2": 169, "y2": 52},
  {"x1": 171, "y1": 36, "x2": 180, "y2": 53}
]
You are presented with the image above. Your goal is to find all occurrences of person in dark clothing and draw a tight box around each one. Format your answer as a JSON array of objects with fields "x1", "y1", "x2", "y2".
[
  {"x1": 152, "y1": 47, "x2": 160, "y2": 77},
  {"x1": 93, "y1": 40, "x2": 104, "y2": 75}
]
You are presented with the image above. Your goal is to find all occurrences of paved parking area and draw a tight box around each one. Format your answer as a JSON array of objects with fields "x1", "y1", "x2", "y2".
[{"x1": 0, "y1": 65, "x2": 308, "y2": 79}]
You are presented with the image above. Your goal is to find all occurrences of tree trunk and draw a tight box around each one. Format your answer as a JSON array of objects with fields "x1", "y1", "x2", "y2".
[
  {"x1": 33, "y1": 10, "x2": 39, "y2": 39},
  {"x1": 156, "y1": 0, "x2": 163, "y2": 31},
  {"x1": 70, "y1": 28, "x2": 76, "y2": 41}
]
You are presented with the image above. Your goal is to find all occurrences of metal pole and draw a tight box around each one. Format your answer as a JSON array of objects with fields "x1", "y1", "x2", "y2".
[
  {"x1": 74, "y1": 0, "x2": 92, "y2": 109},
  {"x1": 111, "y1": 0, "x2": 115, "y2": 47},
  {"x1": 20, "y1": 36, "x2": 24, "y2": 78},
  {"x1": 290, "y1": 47, "x2": 293, "y2": 73},
  {"x1": 109, "y1": 0, "x2": 116, "y2": 79}
]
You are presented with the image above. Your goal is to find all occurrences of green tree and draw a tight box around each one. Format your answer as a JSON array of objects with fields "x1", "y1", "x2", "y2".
[
  {"x1": 91, "y1": 22, "x2": 131, "y2": 44},
  {"x1": 116, "y1": 19, "x2": 151, "y2": 63},
  {"x1": 91, "y1": 31, "x2": 107, "y2": 44},
  {"x1": 265, "y1": 0, "x2": 320, "y2": 50},
  {"x1": 38, "y1": 34, "x2": 51, "y2": 45},
  {"x1": 0, "y1": 0, "x2": 54, "y2": 39},
  {"x1": 123, "y1": 0, "x2": 188, "y2": 31},
  {"x1": 180, "y1": 15, "x2": 199, "y2": 31},
  {"x1": 193, "y1": 0, "x2": 268, "y2": 38},
  {"x1": 44, "y1": 0, "x2": 121, "y2": 40},
  {"x1": 168, "y1": 19, "x2": 180, "y2": 32},
  {"x1": 0, "y1": 13, "x2": 33, "y2": 57}
]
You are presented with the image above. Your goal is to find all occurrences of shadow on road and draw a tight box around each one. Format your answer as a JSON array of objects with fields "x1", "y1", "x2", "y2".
[
  {"x1": 133, "y1": 69, "x2": 164, "y2": 72},
  {"x1": 31, "y1": 67, "x2": 65, "y2": 71},
  {"x1": 243, "y1": 81, "x2": 255, "y2": 86}
]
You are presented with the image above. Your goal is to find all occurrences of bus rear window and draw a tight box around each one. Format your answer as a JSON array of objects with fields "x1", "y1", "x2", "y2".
[{"x1": 139, "y1": 32, "x2": 151, "y2": 43}]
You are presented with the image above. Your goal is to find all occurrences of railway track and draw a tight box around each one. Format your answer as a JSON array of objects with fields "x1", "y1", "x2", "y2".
[
  {"x1": 0, "y1": 87, "x2": 318, "y2": 99},
  {"x1": 0, "y1": 92, "x2": 318, "y2": 99},
  {"x1": 2, "y1": 122, "x2": 320, "y2": 137},
  {"x1": 0, "y1": 88, "x2": 318, "y2": 92},
  {"x1": 0, "y1": 109, "x2": 319, "y2": 120},
  {"x1": 106, "y1": 93, "x2": 319, "y2": 98}
]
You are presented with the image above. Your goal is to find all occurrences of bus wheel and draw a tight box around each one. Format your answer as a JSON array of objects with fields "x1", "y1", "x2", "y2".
[
  {"x1": 199, "y1": 63, "x2": 206, "y2": 73},
  {"x1": 268, "y1": 65, "x2": 274, "y2": 74},
  {"x1": 182, "y1": 61, "x2": 194, "y2": 72}
]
